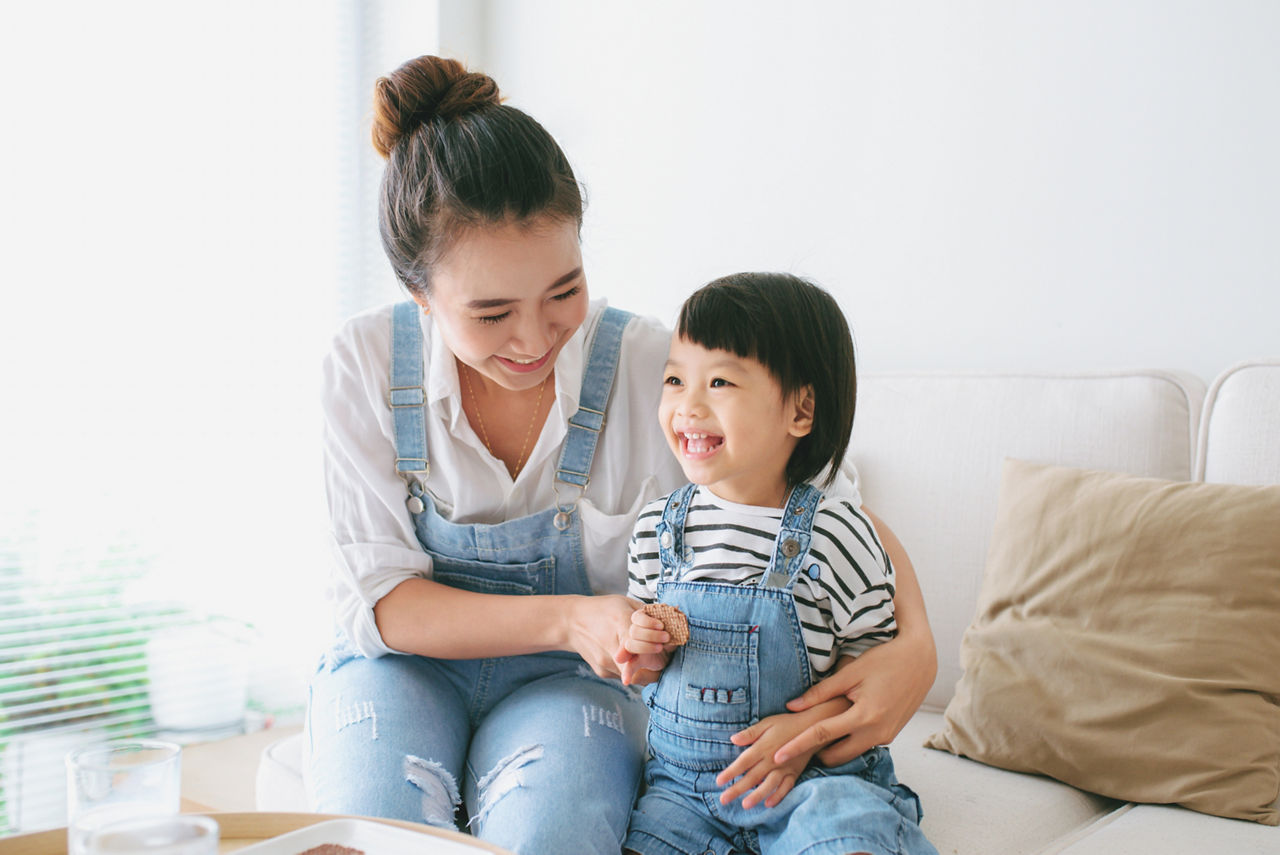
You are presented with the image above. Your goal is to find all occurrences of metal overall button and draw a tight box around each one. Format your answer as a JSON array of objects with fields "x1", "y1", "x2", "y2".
[{"x1": 781, "y1": 538, "x2": 801, "y2": 557}]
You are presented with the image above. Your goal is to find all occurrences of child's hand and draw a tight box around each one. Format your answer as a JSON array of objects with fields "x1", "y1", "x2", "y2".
[
  {"x1": 613, "y1": 607, "x2": 676, "y2": 685},
  {"x1": 716, "y1": 697, "x2": 852, "y2": 809}
]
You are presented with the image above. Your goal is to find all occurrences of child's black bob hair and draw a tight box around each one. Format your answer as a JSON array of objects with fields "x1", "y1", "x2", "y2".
[{"x1": 675, "y1": 271, "x2": 856, "y2": 489}]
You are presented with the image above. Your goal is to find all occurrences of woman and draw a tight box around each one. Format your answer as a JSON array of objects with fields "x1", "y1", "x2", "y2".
[{"x1": 306, "y1": 55, "x2": 936, "y2": 855}]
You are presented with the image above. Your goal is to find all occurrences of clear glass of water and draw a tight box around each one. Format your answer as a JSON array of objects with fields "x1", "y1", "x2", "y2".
[{"x1": 66, "y1": 739, "x2": 182, "y2": 855}]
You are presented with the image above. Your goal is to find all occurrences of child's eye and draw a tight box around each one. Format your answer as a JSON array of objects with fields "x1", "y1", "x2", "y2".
[
  {"x1": 663, "y1": 375, "x2": 683, "y2": 387},
  {"x1": 477, "y1": 312, "x2": 510, "y2": 325},
  {"x1": 710, "y1": 378, "x2": 731, "y2": 388},
  {"x1": 550, "y1": 285, "x2": 581, "y2": 302}
]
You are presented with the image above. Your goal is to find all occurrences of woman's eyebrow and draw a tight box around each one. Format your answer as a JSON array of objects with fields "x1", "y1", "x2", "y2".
[{"x1": 465, "y1": 267, "x2": 583, "y2": 309}]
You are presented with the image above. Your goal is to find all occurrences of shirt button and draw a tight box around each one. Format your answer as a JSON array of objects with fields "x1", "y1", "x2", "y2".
[{"x1": 808, "y1": 563, "x2": 821, "y2": 579}]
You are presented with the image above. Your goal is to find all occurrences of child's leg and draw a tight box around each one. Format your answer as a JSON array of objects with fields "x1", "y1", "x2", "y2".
[
  {"x1": 305, "y1": 641, "x2": 470, "y2": 828},
  {"x1": 464, "y1": 667, "x2": 648, "y2": 855},
  {"x1": 758, "y1": 748, "x2": 937, "y2": 855}
]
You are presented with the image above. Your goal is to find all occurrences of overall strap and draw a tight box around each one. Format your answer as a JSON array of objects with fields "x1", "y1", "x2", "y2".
[
  {"x1": 389, "y1": 301, "x2": 429, "y2": 477},
  {"x1": 654, "y1": 483, "x2": 699, "y2": 583},
  {"x1": 554, "y1": 306, "x2": 634, "y2": 488},
  {"x1": 761, "y1": 483, "x2": 824, "y2": 590}
]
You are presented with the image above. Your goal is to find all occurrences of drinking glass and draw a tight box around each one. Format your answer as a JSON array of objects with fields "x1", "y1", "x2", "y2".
[{"x1": 66, "y1": 739, "x2": 182, "y2": 855}]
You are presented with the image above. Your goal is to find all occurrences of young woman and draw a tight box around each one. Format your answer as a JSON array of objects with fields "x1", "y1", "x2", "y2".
[{"x1": 306, "y1": 55, "x2": 937, "y2": 855}]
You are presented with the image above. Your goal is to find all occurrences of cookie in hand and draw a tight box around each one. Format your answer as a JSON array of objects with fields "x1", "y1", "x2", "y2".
[{"x1": 642, "y1": 603, "x2": 690, "y2": 646}]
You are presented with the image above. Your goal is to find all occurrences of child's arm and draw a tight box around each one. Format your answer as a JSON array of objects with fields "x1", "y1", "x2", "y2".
[
  {"x1": 716, "y1": 692, "x2": 853, "y2": 809},
  {"x1": 614, "y1": 506, "x2": 673, "y2": 685}
]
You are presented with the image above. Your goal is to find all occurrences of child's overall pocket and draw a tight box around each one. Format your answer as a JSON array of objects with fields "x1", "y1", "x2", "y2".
[{"x1": 652, "y1": 615, "x2": 759, "y2": 728}]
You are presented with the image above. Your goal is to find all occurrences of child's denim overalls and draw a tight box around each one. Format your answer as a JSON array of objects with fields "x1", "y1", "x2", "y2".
[
  {"x1": 306, "y1": 302, "x2": 649, "y2": 855},
  {"x1": 626, "y1": 483, "x2": 937, "y2": 855}
]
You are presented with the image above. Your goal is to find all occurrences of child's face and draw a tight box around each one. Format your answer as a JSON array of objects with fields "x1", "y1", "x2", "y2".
[{"x1": 658, "y1": 335, "x2": 813, "y2": 507}]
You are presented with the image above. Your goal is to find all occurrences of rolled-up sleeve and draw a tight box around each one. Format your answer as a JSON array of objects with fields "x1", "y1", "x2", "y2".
[{"x1": 321, "y1": 310, "x2": 434, "y2": 658}]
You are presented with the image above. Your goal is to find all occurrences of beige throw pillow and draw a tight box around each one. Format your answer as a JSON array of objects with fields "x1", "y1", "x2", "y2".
[{"x1": 926, "y1": 459, "x2": 1280, "y2": 825}]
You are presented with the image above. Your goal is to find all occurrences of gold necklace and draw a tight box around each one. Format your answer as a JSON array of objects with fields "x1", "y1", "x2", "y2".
[{"x1": 462, "y1": 364, "x2": 549, "y2": 479}]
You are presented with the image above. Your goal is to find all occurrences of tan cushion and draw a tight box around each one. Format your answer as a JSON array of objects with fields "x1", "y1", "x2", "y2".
[{"x1": 926, "y1": 459, "x2": 1280, "y2": 825}]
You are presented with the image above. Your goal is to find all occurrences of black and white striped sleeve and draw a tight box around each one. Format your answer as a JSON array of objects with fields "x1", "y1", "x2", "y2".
[{"x1": 809, "y1": 499, "x2": 897, "y2": 658}]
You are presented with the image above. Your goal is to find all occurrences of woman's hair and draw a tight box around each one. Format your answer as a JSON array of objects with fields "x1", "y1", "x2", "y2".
[
  {"x1": 371, "y1": 55, "x2": 584, "y2": 297},
  {"x1": 675, "y1": 272, "x2": 857, "y2": 489}
]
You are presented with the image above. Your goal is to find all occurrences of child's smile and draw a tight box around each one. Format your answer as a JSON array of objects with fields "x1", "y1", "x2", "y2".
[{"x1": 677, "y1": 430, "x2": 724, "y2": 458}]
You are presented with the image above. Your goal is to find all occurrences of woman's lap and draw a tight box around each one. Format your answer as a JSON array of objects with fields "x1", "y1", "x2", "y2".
[{"x1": 305, "y1": 644, "x2": 647, "y2": 854}]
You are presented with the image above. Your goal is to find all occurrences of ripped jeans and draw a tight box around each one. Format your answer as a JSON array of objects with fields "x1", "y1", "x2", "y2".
[{"x1": 306, "y1": 635, "x2": 648, "y2": 855}]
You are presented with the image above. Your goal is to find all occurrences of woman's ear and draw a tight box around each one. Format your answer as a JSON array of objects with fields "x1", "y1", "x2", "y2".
[
  {"x1": 789, "y1": 386, "x2": 815, "y2": 438},
  {"x1": 411, "y1": 293, "x2": 431, "y2": 315}
]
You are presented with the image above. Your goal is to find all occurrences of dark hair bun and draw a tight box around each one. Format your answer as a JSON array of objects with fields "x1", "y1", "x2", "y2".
[{"x1": 371, "y1": 55, "x2": 501, "y2": 159}]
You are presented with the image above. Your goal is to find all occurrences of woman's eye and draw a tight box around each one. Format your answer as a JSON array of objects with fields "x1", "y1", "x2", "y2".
[
  {"x1": 477, "y1": 312, "x2": 510, "y2": 325},
  {"x1": 551, "y1": 285, "x2": 581, "y2": 302}
]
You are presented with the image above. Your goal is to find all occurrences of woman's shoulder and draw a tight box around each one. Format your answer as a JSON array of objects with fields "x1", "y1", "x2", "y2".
[
  {"x1": 603, "y1": 300, "x2": 671, "y2": 361},
  {"x1": 329, "y1": 302, "x2": 398, "y2": 359}
]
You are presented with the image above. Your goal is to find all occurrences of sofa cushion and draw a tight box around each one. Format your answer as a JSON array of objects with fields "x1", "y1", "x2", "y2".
[
  {"x1": 926, "y1": 459, "x2": 1280, "y2": 824},
  {"x1": 891, "y1": 712, "x2": 1125, "y2": 855},
  {"x1": 1198, "y1": 359, "x2": 1280, "y2": 486},
  {"x1": 1053, "y1": 803, "x2": 1280, "y2": 854},
  {"x1": 850, "y1": 371, "x2": 1204, "y2": 711}
]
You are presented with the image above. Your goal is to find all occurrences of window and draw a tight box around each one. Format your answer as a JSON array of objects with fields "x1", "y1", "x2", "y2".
[{"x1": 0, "y1": 0, "x2": 437, "y2": 835}]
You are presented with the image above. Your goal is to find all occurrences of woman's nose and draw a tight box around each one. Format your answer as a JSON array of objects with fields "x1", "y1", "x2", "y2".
[{"x1": 512, "y1": 310, "x2": 553, "y2": 356}]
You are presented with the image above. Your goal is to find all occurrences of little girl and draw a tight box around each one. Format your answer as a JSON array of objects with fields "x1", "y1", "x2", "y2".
[{"x1": 617, "y1": 273, "x2": 937, "y2": 855}]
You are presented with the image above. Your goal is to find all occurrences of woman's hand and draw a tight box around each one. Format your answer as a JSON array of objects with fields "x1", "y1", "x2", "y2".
[
  {"x1": 776, "y1": 636, "x2": 935, "y2": 765},
  {"x1": 564, "y1": 594, "x2": 643, "y2": 679}
]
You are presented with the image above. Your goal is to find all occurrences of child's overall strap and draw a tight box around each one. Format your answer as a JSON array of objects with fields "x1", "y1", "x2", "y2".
[
  {"x1": 761, "y1": 483, "x2": 823, "y2": 590},
  {"x1": 555, "y1": 306, "x2": 633, "y2": 488},
  {"x1": 654, "y1": 483, "x2": 699, "y2": 582},
  {"x1": 389, "y1": 300, "x2": 429, "y2": 477}
]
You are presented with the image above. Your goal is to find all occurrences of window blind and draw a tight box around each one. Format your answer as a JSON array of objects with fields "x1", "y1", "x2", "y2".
[{"x1": 0, "y1": 0, "x2": 439, "y2": 836}]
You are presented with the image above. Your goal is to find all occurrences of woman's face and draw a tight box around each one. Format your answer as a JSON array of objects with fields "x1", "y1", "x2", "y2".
[{"x1": 420, "y1": 216, "x2": 589, "y2": 393}]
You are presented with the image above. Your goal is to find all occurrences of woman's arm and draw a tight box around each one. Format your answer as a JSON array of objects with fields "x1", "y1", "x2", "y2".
[
  {"x1": 775, "y1": 509, "x2": 937, "y2": 766},
  {"x1": 373, "y1": 577, "x2": 636, "y2": 678}
]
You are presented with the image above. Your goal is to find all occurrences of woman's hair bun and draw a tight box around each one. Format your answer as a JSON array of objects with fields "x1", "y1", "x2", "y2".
[{"x1": 371, "y1": 55, "x2": 501, "y2": 159}]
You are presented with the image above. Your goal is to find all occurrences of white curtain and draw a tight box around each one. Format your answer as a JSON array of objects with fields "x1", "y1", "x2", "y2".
[{"x1": 0, "y1": 0, "x2": 437, "y2": 835}]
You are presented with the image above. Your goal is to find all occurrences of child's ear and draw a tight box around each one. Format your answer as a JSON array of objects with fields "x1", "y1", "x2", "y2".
[{"x1": 788, "y1": 386, "x2": 815, "y2": 438}]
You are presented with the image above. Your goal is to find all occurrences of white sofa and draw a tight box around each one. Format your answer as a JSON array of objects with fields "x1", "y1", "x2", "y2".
[{"x1": 257, "y1": 359, "x2": 1280, "y2": 854}]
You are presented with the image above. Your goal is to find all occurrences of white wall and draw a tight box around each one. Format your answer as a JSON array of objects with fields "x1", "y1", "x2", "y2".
[{"x1": 458, "y1": 0, "x2": 1279, "y2": 383}]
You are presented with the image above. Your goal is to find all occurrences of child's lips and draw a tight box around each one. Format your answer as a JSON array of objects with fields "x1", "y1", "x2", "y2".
[{"x1": 678, "y1": 431, "x2": 724, "y2": 459}]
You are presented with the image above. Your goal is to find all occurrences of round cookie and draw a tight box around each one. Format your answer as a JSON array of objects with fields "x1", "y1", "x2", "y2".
[{"x1": 642, "y1": 602, "x2": 689, "y2": 645}]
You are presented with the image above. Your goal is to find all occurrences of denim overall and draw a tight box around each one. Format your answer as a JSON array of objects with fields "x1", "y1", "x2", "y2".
[
  {"x1": 626, "y1": 483, "x2": 936, "y2": 855},
  {"x1": 307, "y1": 303, "x2": 649, "y2": 855}
]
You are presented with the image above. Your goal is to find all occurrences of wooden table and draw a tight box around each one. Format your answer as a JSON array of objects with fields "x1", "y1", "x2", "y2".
[{"x1": 0, "y1": 812, "x2": 513, "y2": 854}]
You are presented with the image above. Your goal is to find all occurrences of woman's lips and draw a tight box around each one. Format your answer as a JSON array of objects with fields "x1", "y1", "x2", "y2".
[{"x1": 496, "y1": 349, "x2": 553, "y2": 374}]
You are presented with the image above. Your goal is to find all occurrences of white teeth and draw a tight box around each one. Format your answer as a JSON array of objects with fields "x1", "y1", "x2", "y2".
[{"x1": 509, "y1": 356, "x2": 538, "y2": 364}]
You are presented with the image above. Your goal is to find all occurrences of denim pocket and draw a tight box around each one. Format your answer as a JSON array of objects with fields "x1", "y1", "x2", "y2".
[
  {"x1": 654, "y1": 616, "x2": 758, "y2": 727},
  {"x1": 430, "y1": 553, "x2": 552, "y2": 596}
]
